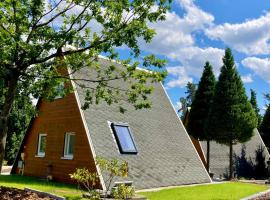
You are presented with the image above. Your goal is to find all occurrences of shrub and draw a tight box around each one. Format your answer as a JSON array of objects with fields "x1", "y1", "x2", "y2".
[
  {"x1": 111, "y1": 184, "x2": 135, "y2": 200},
  {"x1": 70, "y1": 157, "x2": 134, "y2": 199},
  {"x1": 70, "y1": 168, "x2": 100, "y2": 199}
]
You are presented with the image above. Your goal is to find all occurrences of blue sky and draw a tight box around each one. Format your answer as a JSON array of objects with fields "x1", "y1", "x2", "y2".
[{"x1": 131, "y1": 0, "x2": 270, "y2": 114}]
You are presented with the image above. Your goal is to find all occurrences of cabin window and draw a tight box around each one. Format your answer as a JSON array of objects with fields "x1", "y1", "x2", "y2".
[
  {"x1": 111, "y1": 123, "x2": 137, "y2": 154},
  {"x1": 54, "y1": 82, "x2": 64, "y2": 99},
  {"x1": 37, "y1": 134, "x2": 47, "y2": 157},
  {"x1": 63, "y1": 133, "x2": 75, "y2": 158}
]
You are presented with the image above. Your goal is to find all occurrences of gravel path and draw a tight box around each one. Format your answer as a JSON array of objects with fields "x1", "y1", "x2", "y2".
[{"x1": 250, "y1": 192, "x2": 270, "y2": 200}]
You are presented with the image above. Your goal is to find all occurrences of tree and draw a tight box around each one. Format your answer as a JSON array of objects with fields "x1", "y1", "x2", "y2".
[
  {"x1": 187, "y1": 61, "x2": 216, "y2": 172},
  {"x1": 0, "y1": 78, "x2": 35, "y2": 165},
  {"x1": 260, "y1": 104, "x2": 270, "y2": 149},
  {"x1": 207, "y1": 48, "x2": 257, "y2": 179},
  {"x1": 186, "y1": 82, "x2": 197, "y2": 107},
  {"x1": 4, "y1": 95, "x2": 35, "y2": 165},
  {"x1": 250, "y1": 89, "x2": 262, "y2": 127},
  {"x1": 0, "y1": 79, "x2": 35, "y2": 164},
  {"x1": 0, "y1": 0, "x2": 172, "y2": 170},
  {"x1": 178, "y1": 82, "x2": 196, "y2": 119}
]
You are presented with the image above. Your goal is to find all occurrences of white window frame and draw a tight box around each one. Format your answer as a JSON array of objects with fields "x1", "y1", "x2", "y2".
[
  {"x1": 37, "y1": 133, "x2": 47, "y2": 157},
  {"x1": 63, "y1": 132, "x2": 75, "y2": 159}
]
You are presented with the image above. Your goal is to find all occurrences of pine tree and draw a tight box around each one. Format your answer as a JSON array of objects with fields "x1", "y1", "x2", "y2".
[
  {"x1": 187, "y1": 61, "x2": 216, "y2": 172},
  {"x1": 250, "y1": 89, "x2": 262, "y2": 127},
  {"x1": 260, "y1": 105, "x2": 270, "y2": 149},
  {"x1": 207, "y1": 48, "x2": 257, "y2": 179}
]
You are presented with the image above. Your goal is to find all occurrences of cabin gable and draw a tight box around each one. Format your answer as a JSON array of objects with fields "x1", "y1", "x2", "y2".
[{"x1": 13, "y1": 92, "x2": 99, "y2": 185}]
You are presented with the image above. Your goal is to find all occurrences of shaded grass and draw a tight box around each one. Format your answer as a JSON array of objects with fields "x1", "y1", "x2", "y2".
[
  {"x1": 0, "y1": 175, "x2": 84, "y2": 200},
  {"x1": 140, "y1": 182, "x2": 269, "y2": 200}
]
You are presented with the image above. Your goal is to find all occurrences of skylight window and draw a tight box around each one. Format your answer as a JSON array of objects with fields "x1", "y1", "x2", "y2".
[{"x1": 111, "y1": 123, "x2": 137, "y2": 154}]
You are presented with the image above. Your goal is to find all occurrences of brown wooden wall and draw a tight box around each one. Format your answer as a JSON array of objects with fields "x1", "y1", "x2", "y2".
[
  {"x1": 182, "y1": 109, "x2": 207, "y2": 169},
  {"x1": 190, "y1": 136, "x2": 207, "y2": 168},
  {"x1": 17, "y1": 92, "x2": 99, "y2": 186}
]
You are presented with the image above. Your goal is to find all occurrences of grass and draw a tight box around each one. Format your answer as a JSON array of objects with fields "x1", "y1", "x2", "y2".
[
  {"x1": 140, "y1": 182, "x2": 269, "y2": 200},
  {"x1": 0, "y1": 175, "x2": 269, "y2": 200},
  {"x1": 0, "y1": 175, "x2": 84, "y2": 200}
]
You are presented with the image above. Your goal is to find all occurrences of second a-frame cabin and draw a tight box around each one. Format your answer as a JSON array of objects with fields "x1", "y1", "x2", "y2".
[
  {"x1": 183, "y1": 108, "x2": 269, "y2": 179},
  {"x1": 12, "y1": 58, "x2": 211, "y2": 190},
  {"x1": 200, "y1": 129, "x2": 270, "y2": 179}
]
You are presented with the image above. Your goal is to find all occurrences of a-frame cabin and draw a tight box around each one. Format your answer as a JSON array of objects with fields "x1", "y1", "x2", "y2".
[{"x1": 12, "y1": 58, "x2": 211, "y2": 190}]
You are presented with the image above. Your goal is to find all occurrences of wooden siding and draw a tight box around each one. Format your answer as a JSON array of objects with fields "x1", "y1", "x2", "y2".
[
  {"x1": 190, "y1": 136, "x2": 207, "y2": 168},
  {"x1": 182, "y1": 109, "x2": 207, "y2": 169},
  {"x1": 17, "y1": 93, "x2": 99, "y2": 186}
]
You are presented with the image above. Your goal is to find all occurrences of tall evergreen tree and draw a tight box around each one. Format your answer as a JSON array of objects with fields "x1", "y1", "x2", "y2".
[
  {"x1": 207, "y1": 48, "x2": 257, "y2": 179},
  {"x1": 260, "y1": 105, "x2": 270, "y2": 149},
  {"x1": 187, "y1": 61, "x2": 216, "y2": 172},
  {"x1": 250, "y1": 89, "x2": 262, "y2": 127}
]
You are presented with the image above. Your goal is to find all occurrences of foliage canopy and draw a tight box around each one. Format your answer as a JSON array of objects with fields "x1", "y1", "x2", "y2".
[
  {"x1": 188, "y1": 61, "x2": 216, "y2": 141},
  {"x1": 0, "y1": 0, "x2": 172, "y2": 168}
]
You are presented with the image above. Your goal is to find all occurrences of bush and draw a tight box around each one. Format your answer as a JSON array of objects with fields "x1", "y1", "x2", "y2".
[
  {"x1": 70, "y1": 157, "x2": 134, "y2": 199},
  {"x1": 111, "y1": 184, "x2": 135, "y2": 200},
  {"x1": 70, "y1": 168, "x2": 100, "y2": 199}
]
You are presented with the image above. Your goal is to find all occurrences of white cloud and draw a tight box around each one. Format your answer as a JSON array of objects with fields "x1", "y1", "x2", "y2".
[
  {"x1": 172, "y1": 46, "x2": 224, "y2": 77},
  {"x1": 241, "y1": 74, "x2": 253, "y2": 83},
  {"x1": 164, "y1": 47, "x2": 224, "y2": 89},
  {"x1": 242, "y1": 57, "x2": 270, "y2": 83},
  {"x1": 166, "y1": 66, "x2": 193, "y2": 88},
  {"x1": 142, "y1": 0, "x2": 214, "y2": 58},
  {"x1": 138, "y1": 0, "x2": 226, "y2": 88},
  {"x1": 177, "y1": 0, "x2": 214, "y2": 30},
  {"x1": 206, "y1": 13, "x2": 270, "y2": 55}
]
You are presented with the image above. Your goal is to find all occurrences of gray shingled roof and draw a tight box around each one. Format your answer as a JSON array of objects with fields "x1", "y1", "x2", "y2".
[
  {"x1": 200, "y1": 129, "x2": 269, "y2": 179},
  {"x1": 73, "y1": 58, "x2": 211, "y2": 189}
]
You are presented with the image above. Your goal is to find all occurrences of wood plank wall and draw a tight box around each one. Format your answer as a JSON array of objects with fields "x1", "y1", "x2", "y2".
[{"x1": 18, "y1": 92, "x2": 100, "y2": 187}]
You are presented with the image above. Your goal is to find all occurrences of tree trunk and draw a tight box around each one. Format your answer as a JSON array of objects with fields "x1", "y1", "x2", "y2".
[
  {"x1": 0, "y1": 75, "x2": 18, "y2": 172},
  {"x1": 206, "y1": 140, "x2": 210, "y2": 173},
  {"x1": 229, "y1": 140, "x2": 233, "y2": 179}
]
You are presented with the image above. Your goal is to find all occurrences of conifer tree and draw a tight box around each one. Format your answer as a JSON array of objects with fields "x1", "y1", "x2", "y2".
[
  {"x1": 260, "y1": 105, "x2": 270, "y2": 149},
  {"x1": 187, "y1": 61, "x2": 216, "y2": 172},
  {"x1": 250, "y1": 89, "x2": 262, "y2": 127},
  {"x1": 207, "y1": 48, "x2": 257, "y2": 179}
]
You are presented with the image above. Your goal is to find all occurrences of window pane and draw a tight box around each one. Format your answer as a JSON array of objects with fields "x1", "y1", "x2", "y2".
[
  {"x1": 38, "y1": 135, "x2": 46, "y2": 155},
  {"x1": 55, "y1": 83, "x2": 64, "y2": 99},
  {"x1": 64, "y1": 133, "x2": 75, "y2": 157},
  {"x1": 40, "y1": 136, "x2": 46, "y2": 153},
  {"x1": 68, "y1": 134, "x2": 75, "y2": 155},
  {"x1": 114, "y1": 125, "x2": 137, "y2": 153},
  {"x1": 64, "y1": 135, "x2": 68, "y2": 155}
]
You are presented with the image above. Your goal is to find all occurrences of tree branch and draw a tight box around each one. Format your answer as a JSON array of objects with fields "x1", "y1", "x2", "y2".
[{"x1": 35, "y1": 2, "x2": 76, "y2": 29}]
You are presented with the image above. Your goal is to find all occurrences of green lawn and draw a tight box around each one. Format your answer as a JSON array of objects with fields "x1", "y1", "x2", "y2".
[
  {"x1": 0, "y1": 175, "x2": 268, "y2": 200},
  {"x1": 140, "y1": 182, "x2": 269, "y2": 200},
  {"x1": 0, "y1": 175, "x2": 83, "y2": 200}
]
